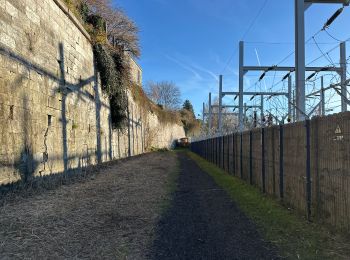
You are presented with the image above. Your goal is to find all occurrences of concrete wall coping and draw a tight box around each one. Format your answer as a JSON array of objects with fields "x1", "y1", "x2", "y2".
[{"x1": 52, "y1": 0, "x2": 91, "y2": 42}]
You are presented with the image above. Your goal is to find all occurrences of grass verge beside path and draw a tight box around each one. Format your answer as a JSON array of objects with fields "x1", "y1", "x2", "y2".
[
  {"x1": 187, "y1": 151, "x2": 350, "y2": 260},
  {"x1": 159, "y1": 151, "x2": 180, "y2": 212}
]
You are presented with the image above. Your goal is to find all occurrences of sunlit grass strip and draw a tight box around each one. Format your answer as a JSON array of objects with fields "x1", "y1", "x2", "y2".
[
  {"x1": 159, "y1": 152, "x2": 180, "y2": 212},
  {"x1": 187, "y1": 151, "x2": 350, "y2": 260}
]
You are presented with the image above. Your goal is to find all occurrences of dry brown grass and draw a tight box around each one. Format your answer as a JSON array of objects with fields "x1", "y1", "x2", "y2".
[{"x1": 0, "y1": 152, "x2": 178, "y2": 259}]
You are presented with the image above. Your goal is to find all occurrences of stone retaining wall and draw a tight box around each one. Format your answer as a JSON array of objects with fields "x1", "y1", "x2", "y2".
[{"x1": 0, "y1": 0, "x2": 185, "y2": 185}]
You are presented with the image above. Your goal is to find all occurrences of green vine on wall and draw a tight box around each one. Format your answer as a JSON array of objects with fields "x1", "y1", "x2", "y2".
[{"x1": 93, "y1": 44, "x2": 130, "y2": 129}]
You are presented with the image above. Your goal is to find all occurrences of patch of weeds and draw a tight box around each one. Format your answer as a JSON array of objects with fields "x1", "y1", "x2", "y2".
[
  {"x1": 173, "y1": 147, "x2": 189, "y2": 152},
  {"x1": 186, "y1": 151, "x2": 350, "y2": 260},
  {"x1": 115, "y1": 244, "x2": 129, "y2": 259},
  {"x1": 150, "y1": 147, "x2": 169, "y2": 152}
]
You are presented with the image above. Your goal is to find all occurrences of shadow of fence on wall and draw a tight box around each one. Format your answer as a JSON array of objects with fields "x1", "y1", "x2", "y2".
[{"x1": 0, "y1": 42, "x2": 115, "y2": 187}]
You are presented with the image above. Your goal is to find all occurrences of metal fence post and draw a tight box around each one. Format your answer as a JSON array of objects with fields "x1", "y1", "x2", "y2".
[
  {"x1": 216, "y1": 137, "x2": 219, "y2": 166},
  {"x1": 249, "y1": 130, "x2": 253, "y2": 185},
  {"x1": 202, "y1": 140, "x2": 204, "y2": 158},
  {"x1": 213, "y1": 138, "x2": 215, "y2": 163},
  {"x1": 217, "y1": 137, "x2": 219, "y2": 167},
  {"x1": 306, "y1": 119, "x2": 311, "y2": 221},
  {"x1": 208, "y1": 139, "x2": 210, "y2": 162},
  {"x1": 227, "y1": 135, "x2": 230, "y2": 173},
  {"x1": 214, "y1": 138, "x2": 216, "y2": 165},
  {"x1": 211, "y1": 138, "x2": 213, "y2": 163},
  {"x1": 233, "y1": 133, "x2": 235, "y2": 175},
  {"x1": 262, "y1": 127, "x2": 266, "y2": 193},
  {"x1": 223, "y1": 136, "x2": 226, "y2": 170},
  {"x1": 219, "y1": 137, "x2": 221, "y2": 168},
  {"x1": 218, "y1": 137, "x2": 220, "y2": 167},
  {"x1": 210, "y1": 138, "x2": 214, "y2": 163},
  {"x1": 207, "y1": 139, "x2": 209, "y2": 161},
  {"x1": 240, "y1": 132, "x2": 243, "y2": 179},
  {"x1": 213, "y1": 138, "x2": 215, "y2": 164},
  {"x1": 279, "y1": 124, "x2": 284, "y2": 199},
  {"x1": 221, "y1": 136, "x2": 224, "y2": 169},
  {"x1": 224, "y1": 136, "x2": 227, "y2": 171},
  {"x1": 212, "y1": 138, "x2": 214, "y2": 163},
  {"x1": 219, "y1": 136, "x2": 221, "y2": 168},
  {"x1": 206, "y1": 139, "x2": 208, "y2": 160}
]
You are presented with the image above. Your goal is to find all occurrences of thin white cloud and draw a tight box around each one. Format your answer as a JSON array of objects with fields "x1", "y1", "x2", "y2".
[
  {"x1": 164, "y1": 53, "x2": 223, "y2": 111},
  {"x1": 190, "y1": 63, "x2": 218, "y2": 82},
  {"x1": 166, "y1": 53, "x2": 220, "y2": 82},
  {"x1": 165, "y1": 54, "x2": 203, "y2": 80},
  {"x1": 210, "y1": 52, "x2": 238, "y2": 76}
]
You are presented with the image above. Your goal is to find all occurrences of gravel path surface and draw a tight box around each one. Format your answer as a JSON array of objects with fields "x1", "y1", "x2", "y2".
[
  {"x1": 0, "y1": 151, "x2": 280, "y2": 259},
  {"x1": 151, "y1": 152, "x2": 280, "y2": 260},
  {"x1": 0, "y1": 152, "x2": 177, "y2": 259}
]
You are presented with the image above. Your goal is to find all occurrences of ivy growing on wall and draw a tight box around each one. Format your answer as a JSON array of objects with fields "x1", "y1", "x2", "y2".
[{"x1": 93, "y1": 44, "x2": 130, "y2": 129}]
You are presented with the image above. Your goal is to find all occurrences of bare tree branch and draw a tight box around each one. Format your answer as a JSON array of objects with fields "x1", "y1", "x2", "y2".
[
  {"x1": 145, "y1": 81, "x2": 182, "y2": 110},
  {"x1": 84, "y1": 0, "x2": 140, "y2": 57}
]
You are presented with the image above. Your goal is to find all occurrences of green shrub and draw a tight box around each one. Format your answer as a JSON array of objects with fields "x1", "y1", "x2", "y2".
[{"x1": 87, "y1": 14, "x2": 106, "y2": 31}]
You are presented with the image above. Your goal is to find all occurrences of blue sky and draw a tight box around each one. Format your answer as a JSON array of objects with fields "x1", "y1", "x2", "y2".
[{"x1": 115, "y1": 0, "x2": 350, "y2": 118}]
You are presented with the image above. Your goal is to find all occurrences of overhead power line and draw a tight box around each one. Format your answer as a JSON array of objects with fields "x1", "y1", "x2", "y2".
[
  {"x1": 220, "y1": 47, "x2": 239, "y2": 74},
  {"x1": 240, "y1": 0, "x2": 269, "y2": 40},
  {"x1": 221, "y1": 0, "x2": 269, "y2": 74},
  {"x1": 251, "y1": 7, "x2": 348, "y2": 90},
  {"x1": 306, "y1": 43, "x2": 339, "y2": 65},
  {"x1": 266, "y1": 6, "x2": 346, "y2": 71}
]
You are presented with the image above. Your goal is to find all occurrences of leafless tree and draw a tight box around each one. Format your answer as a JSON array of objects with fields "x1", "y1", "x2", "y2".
[
  {"x1": 84, "y1": 0, "x2": 140, "y2": 57},
  {"x1": 202, "y1": 97, "x2": 239, "y2": 136},
  {"x1": 145, "y1": 81, "x2": 182, "y2": 110}
]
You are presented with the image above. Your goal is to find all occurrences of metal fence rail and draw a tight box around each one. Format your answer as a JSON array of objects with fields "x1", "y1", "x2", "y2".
[{"x1": 190, "y1": 111, "x2": 350, "y2": 231}]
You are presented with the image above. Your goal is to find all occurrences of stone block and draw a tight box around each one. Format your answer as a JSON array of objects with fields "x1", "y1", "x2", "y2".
[
  {"x1": 5, "y1": 1, "x2": 18, "y2": 18},
  {"x1": 0, "y1": 19, "x2": 8, "y2": 34},
  {"x1": 0, "y1": 32, "x2": 15, "y2": 49},
  {"x1": 17, "y1": 64, "x2": 30, "y2": 79},
  {"x1": 47, "y1": 95, "x2": 61, "y2": 111}
]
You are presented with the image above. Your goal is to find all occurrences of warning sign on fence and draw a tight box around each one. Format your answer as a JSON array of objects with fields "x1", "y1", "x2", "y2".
[
  {"x1": 335, "y1": 125, "x2": 342, "y2": 134},
  {"x1": 334, "y1": 125, "x2": 344, "y2": 141}
]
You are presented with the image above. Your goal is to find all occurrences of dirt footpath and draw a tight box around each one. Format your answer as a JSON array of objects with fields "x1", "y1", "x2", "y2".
[
  {"x1": 0, "y1": 152, "x2": 177, "y2": 259},
  {"x1": 0, "y1": 151, "x2": 279, "y2": 259},
  {"x1": 150, "y1": 152, "x2": 280, "y2": 259}
]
